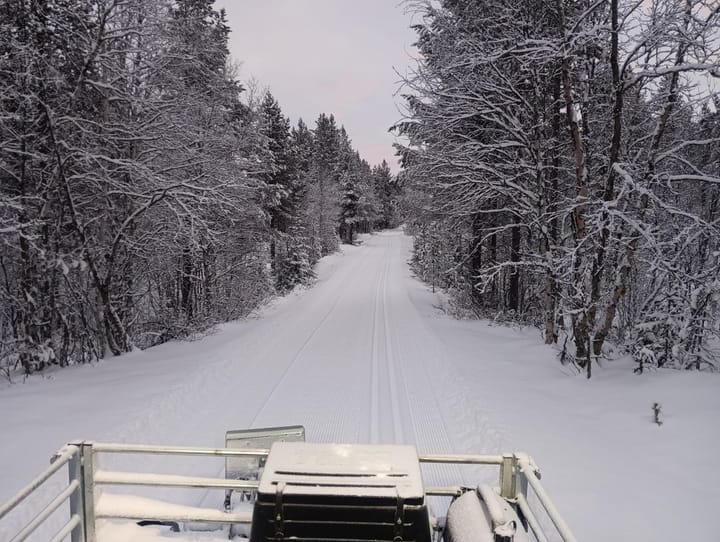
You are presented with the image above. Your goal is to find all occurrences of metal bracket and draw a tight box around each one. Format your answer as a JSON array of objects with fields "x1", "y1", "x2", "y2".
[
  {"x1": 68, "y1": 441, "x2": 96, "y2": 542},
  {"x1": 67, "y1": 447, "x2": 85, "y2": 542},
  {"x1": 394, "y1": 494, "x2": 405, "y2": 541},
  {"x1": 274, "y1": 481, "x2": 285, "y2": 540},
  {"x1": 500, "y1": 454, "x2": 517, "y2": 500}
]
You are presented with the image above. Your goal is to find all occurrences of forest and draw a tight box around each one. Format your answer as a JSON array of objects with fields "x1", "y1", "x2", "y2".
[
  {"x1": 395, "y1": 0, "x2": 720, "y2": 376},
  {"x1": 0, "y1": 0, "x2": 401, "y2": 375},
  {"x1": 3, "y1": 0, "x2": 719, "y2": 380}
]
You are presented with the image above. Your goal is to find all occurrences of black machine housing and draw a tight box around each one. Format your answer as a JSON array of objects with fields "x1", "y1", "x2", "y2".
[{"x1": 249, "y1": 442, "x2": 432, "y2": 542}]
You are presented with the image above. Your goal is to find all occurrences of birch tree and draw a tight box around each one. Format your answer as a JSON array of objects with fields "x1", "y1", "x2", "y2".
[{"x1": 397, "y1": 0, "x2": 720, "y2": 374}]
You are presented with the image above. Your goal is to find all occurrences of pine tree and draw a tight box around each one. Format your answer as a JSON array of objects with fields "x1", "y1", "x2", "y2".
[
  {"x1": 355, "y1": 158, "x2": 379, "y2": 235},
  {"x1": 260, "y1": 92, "x2": 296, "y2": 288},
  {"x1": 372, "y1": 160, "x2": 400, "y2": 229},
  {"x1": 308, "y1": 113, "x2": 341, "y2": 257},
  {"x1": 339, "y1": 164, "x2": 361, "y2": 244}
]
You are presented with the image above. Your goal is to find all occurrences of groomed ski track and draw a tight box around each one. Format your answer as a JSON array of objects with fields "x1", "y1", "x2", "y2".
[
  {"x1": 3, "y1": 228, "x2": 719, "y2": 542},
  {"x1": 0, "y1": 229, "x2": 495, "y2": 539}
]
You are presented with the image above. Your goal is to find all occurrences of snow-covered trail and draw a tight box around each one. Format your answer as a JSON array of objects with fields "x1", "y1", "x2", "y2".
[
  {"x1": 0, "y1": 229, "x2": 496, "y2": 539},
  {"x1": 2, "y1": 228, "x2": 719, "y2": 542}
]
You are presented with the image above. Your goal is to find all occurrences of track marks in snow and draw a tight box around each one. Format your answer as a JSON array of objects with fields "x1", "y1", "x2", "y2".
[
  {"x1": 363, "y1": 232, "x2": 472, "y2": 502},
  {"x1": 368, "y1": 244, "x2": 405, "y2": 445},
  {"x1": 0, "y1": 231, "x2": 507, "y2": 539},
  {"x1": 379, "y1": 234, "x2": 468, "y2": 493},
  {"x1": 368, "y1": 252, "x2": 382, "y2": 443},
  {"x1": 242, "y1": 248, "x2": 378, "y2": 444},
  {"x1": 249, "y1": 289, "x2": 345, "y2": 428},
  {"x1": 382, "y1": 255, "x2": 406, "y2": 445}
]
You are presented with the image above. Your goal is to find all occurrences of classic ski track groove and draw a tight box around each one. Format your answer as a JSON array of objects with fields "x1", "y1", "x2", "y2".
[
  {"x1": 382, "y1": 251, "x2": 405, "y2": 445},
  {"x1": 368, "y1": 241, "x2": 404, "y2": 446},
  {"x1": 200, "y1": 254, "x2": 374, "y2": 498},
  {"x1": 0, "y1": 231, "x2": 505, "y2": 539},
  {"x1": 197, "y1": 283, "x2": 345, "y2": 496},
  {"x1": 368, "y1": 248, "x2": 382, "y2": 444},
  {"x1": 248, "y1": 290, "x2": 344, "y2": 428},
  {"x1": 386, "y1": 235, "x2": 467, "y2": 491}
]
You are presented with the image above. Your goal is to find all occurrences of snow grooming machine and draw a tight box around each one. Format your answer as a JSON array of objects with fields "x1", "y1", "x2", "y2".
[{"x1": 0, "y1": 426, "x2": 577, "y2": 542}]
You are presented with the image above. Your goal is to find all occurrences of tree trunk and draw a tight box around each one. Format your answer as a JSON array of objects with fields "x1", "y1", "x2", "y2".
[
  {"x1": 508, "y1": 224, "x2": 520, "y2": 313},
  {"x1": 469, "y1": 215, "x2": 483, "y2": 308},
  {"x1": 181, "y1": 248, "x2": 194, "y2": 321},
  {"x1": 556, "y1": 0, "x2": 591, "y2": 364},
  {"x1": 593, "y1": 0, "x2": 692, "y2": 356},
  {"x1": 589, "y1": 0, "x2": 623, "y2": 356}
]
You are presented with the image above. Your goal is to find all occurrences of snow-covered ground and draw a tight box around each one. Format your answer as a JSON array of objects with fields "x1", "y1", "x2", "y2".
[{"x1": 1, "y1": 228, "x2": 718, "y2": 541}]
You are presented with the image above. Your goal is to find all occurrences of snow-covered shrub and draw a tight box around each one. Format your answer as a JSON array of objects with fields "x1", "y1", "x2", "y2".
[
  {"x1": 628, "y1": 276, "x2": 720, "y2": 373},
  {"x1": 275, "y1": 231, "x2": 315, "y2": 293}
]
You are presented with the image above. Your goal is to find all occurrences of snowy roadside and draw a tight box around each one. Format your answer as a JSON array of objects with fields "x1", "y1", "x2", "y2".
[{"x1": 401, "y1": 246, "x2": 720, "y2": 542}]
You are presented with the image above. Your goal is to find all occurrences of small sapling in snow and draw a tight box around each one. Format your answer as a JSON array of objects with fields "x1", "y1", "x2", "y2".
[{"x1": 652, "y1": 402, "x2": 663, "y2": 426}]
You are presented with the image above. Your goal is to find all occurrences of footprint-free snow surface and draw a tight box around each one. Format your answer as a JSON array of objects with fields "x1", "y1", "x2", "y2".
[{"x1": 1, "y1": 229, "x2": 719, "y2": 541}]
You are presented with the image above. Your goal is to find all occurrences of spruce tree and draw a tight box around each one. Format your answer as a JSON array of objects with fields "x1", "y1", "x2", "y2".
[
  {"x1": 309, "y1": 114, "x2": 341, "y2": 257},
  {"x1": 273, "y1": 119, "x2": 316, "y2": 289},
  {"x1": 372, "y1": 160, "x2": 400, "y2": 229},
  {"x1": 261, "y1": 92, "x2": 295, "y2": 287}
]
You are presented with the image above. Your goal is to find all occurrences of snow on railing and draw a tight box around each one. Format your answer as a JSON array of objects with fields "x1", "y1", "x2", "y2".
[
  {"x1": 95, "y1": 493, "x2": 253, "y2": 524},
  {"x1": 81, "y1": 441, "x2": 268, "y2": 542},
  {"x1": 0, "y1": 444, "x2": 83, "y2": 542}
]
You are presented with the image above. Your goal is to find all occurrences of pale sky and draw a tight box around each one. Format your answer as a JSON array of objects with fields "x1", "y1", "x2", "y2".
[{"x1": 214, "y1": 0, "x2": 418, "y2": 172}]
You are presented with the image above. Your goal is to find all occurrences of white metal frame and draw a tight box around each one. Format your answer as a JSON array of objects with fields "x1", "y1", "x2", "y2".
[
  {"x1": 0, "y1": 444, "x2": 83, "y2": 542},
  {"x1": 0, "y1": 442, "x2": 577, "y2": 542}
]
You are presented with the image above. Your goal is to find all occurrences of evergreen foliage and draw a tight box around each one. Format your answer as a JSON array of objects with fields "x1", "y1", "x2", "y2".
[
  {"x1": 373, "y1": 160, "x2": 401, "y2": 229},
  {"x1": 0, "y1": 0, "x2": 393, "y2": 375}
]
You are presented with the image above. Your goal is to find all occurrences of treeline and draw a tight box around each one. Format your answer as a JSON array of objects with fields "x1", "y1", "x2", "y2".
[
  {"x1": 395, "y1": 0, "x2": 720, "y2": 375},
  {"x1": 0, "y1": 0, "x2": 401, "y2": 375}
]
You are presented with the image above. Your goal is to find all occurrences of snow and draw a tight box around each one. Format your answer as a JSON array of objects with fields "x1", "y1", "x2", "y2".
[
  {"x1": 95, "y1": 494, "x2": 252, "y2": 524},
  {"x1": 98, "y1": 521, "x2": 228, "y2": 542},
  {"x1": 1, "y1": 228, "x2": 719, "y2": 541},
  {"x1": 259, "y1": 442, "x2": 424, "y2": 499},
  {"x1": 444, "y1": 490, "x2": 530, "y2": 542}
]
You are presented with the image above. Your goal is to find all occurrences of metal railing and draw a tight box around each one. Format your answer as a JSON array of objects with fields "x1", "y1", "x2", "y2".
[
  {"x1": 419, "y1": 452, "x2": 578, "y2": 542},
  {"x1": 0, "y1": 444, "x2": 83, "y2": 542},
  {"x1": 0, "y1": 441, "x2": 269, "y2": 542},
  {"x1": 82, "y1": 441, "x2": 269, "y2": 542},
  {"x1": 0, "y1": 443, "x2": 577, "y2": 542}
]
